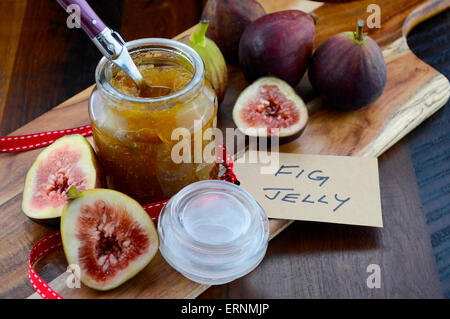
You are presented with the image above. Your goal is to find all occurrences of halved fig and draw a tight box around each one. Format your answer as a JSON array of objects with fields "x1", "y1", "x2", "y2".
[
  {"x1": 22, "y1": 134, "x2": 103, "y2": 223},
  {"x1": 61, "y1": 188, "x2": 159, "y2": 291},
  {"x1": 232, "y1": 77, "x2": 308, "y2": 143}
]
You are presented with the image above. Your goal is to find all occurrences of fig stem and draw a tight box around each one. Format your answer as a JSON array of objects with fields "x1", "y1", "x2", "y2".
[
  {"x1": 354, "y1": 19, "x2": 365, "y2": 43},
  {"x1": 309, "y1": 13, "x2": 319, "y2": 25},
  {"x1": 190, "y1": 20, "x2": 209, "y2": 47},
  {"x1": 66, "y1": 186, "x2": 81, "y2": 200}
]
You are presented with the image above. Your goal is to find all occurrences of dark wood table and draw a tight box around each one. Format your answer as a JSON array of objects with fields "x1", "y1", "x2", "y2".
[{"x1": 0, "y1": 0, "x2": 448, "y2": 298}]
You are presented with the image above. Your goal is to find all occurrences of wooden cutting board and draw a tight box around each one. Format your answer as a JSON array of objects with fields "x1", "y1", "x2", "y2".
[{"x1": 0, "y1": 0, "x2": 447, "y2": 299}]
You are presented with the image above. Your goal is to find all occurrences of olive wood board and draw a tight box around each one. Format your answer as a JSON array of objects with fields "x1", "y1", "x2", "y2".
[{"x1": 0, "y1": 0, "x2": 446, "y2": 299}]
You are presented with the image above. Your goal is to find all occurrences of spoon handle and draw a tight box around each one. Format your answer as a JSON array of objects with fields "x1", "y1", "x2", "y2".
[
  {"x1": 56, "y1": 0, "x2": 160, "y2": 91},
  {"x1": 56, "y1": 0, "x2": 106, "y2": 39},
  {"x1": 57, "y1": 0, "x2": 124, "y2": 60}
]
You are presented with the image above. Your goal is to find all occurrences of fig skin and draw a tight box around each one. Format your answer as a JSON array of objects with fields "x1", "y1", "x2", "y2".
[
  {"x1": 179, "y1": 21, "x2": 228, "y2": 104},
  {"x1": 201, "y1": 0, "x2": 266, "y2": 63},
  {"x1": 239, "y1": 10, "x2": 315, "y2": 87},
  {"x1": 232, "y1": 77, "x2": 308, "y2": 145},
  {"x1": 61, "y1": 188, "x2": 159, "y2": 291},
  {"x1": 308, "y1": 22, "x2": 387, "y2": 111},
  {"x1": 22, "y1": 134, "x2": 104, "y2": 225}
]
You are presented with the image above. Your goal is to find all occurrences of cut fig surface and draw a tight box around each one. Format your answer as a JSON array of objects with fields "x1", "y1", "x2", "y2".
[
  {"x1": 232, "y1": 77, "x2": 308, "y2": 141},
  {"x1": 61, "y1": 188, "x2": 159, "y2": 291},
  {"x1": 22, "y1": 134, "x2": 103, "y2": 222}
]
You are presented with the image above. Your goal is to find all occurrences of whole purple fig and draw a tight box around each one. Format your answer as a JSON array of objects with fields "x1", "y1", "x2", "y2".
[
  {"x1": 201, "y1": 0, "x2": 266, "y2": 62},
  {"x1": 308, "y1": 20, "x2": 387, "y2": 111},
  {"x1": 239, "y1": 10, "x2": 315, "y2": 87}
]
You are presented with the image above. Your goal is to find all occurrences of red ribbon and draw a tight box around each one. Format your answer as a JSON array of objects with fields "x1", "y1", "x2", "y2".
[
  {"x1": 11, "y1": 126, "x2": 238, "y2": 299},
  {"x1": 29, "y1": 231, "x2": 64, "y2": 299},
  {"x1": 1, "y1": 125, "x2": 238, "y2": 183},
  {"x1": 29, "y1": 200, "x2": 168, "y2": 299},
  {"x1": 0, "y1": 125, "x2": 93, "y2": 154}
]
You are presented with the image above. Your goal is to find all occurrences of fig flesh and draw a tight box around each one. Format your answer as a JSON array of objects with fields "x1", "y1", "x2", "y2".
[
  {"x1": 239, "y1": 10, "x2": 315, "y2": 86},
  {"x1": 232, "y1": 77, "x2": 308, "y2": 142},
  {"x1": 61, "y1": 188, "x2": 159, "y2": 291},
  {"x1": 308, "y1": 20, "x2": 387, "y2": 111},
  {"x1": 22, "y1": 134, "x2": 103, "y2": 223},
  {"x1": 201, "y1": 0, "x2": 266, "y2": 62},
  {"x1": 180, "y1": 21, "x2": 228, "y2": 103}
]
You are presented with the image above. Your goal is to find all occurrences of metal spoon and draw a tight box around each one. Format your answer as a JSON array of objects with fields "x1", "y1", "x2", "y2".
[{"x1": 57, "y1": 0, "x2": 172, "y2": 98}]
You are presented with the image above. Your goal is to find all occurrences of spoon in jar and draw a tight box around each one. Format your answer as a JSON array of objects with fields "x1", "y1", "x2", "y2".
[{"x1": 57, "y1": 0, "x2": 172, "y2": 98}]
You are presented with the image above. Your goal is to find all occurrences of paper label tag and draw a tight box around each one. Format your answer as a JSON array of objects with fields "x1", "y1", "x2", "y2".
[{"x1": 234, "y1": 151, "x2": 383, "y2": 227}]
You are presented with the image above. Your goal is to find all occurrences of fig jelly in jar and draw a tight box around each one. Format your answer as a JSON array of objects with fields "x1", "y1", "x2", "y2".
[{"x1": 89, "y1": 38, "x2": 218, "y2": 203}]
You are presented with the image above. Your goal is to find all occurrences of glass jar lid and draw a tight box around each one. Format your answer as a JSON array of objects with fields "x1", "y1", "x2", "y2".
[{"x1": 158, "y1": 180, "x2": 270, "y2": 285}]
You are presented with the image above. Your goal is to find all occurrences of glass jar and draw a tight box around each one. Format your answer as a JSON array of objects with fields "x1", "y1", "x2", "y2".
[
  {"x1": 158, "y1": 180, "x2": 270, "y2": 285},
  {"x1": 89, "y1": 38, "x2": 218, "y2": 204}
]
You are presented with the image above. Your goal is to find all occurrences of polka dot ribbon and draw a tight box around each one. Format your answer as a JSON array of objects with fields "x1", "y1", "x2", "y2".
[
  {"x1": 1, "y1": 125, "x2": 93, "y2": 154},
  {"x1": 0, "y1": 125, "x2": 238, "y2": 184},
  {"x1": 29, "y1": 200, "x2": 167, "y2": 300},
  {"x1": 23, "y1": 126, "x2": 238, "y2": 299},
  {"x1": 29, "y1": 231, "x2": 64, "y2": 299}
]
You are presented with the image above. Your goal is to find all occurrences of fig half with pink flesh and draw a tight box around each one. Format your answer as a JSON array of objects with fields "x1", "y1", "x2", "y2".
[
  {"x1": 232, "y1": 77, "x2": 308, "y2": 143},
  {"x1": 61, "y1": 188, "x2": 159, "y2": 291},
  {"x1": 22, "y1": 134, "x2": 103, "y2": 223}
]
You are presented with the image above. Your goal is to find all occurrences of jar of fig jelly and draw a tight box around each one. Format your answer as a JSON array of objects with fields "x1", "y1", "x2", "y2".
[
  {"x1": 89, "y1": 38, "x2": 218, "y2": 204},
  {"x1": 158, "y1": 180, "x2": 270, "y2": 285}
]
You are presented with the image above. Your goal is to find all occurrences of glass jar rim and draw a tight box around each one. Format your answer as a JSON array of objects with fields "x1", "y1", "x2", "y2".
[
  {"x1": 157, "y1": 180, "x2": 270, "y2": 284},
  {"x1": 164, "y1": 180, "x2": 268, "y2": 252},
  {"x1": 94, "y1": 38, "x2": 205, "y2": 104}
]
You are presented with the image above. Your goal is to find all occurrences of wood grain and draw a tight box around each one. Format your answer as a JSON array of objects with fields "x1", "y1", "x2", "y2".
[
  {"x1": 280, "y1": 38, "x2": 450, "y2": 157},
  {"x1": 405, "y1": 7, "x2": 450, "y2": 298},
  {"x1": 312, "y1": 0, "x2": 437, "y2": 49},
  {"x1": 0, "y1": 0, "x2": 447, "y2": 298},
  {"x1": 202, "y1": 139, "x2": 443, "y2": 298},
  {"x1": 0, "y1": 0, "x2": 27, "y2": 123},
  {"x1": 120, "y1": 0, "x2": 204, "y2": 40},
  {"x1": 0, "y1": 0, "x2": 206, "y2": 299}
]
